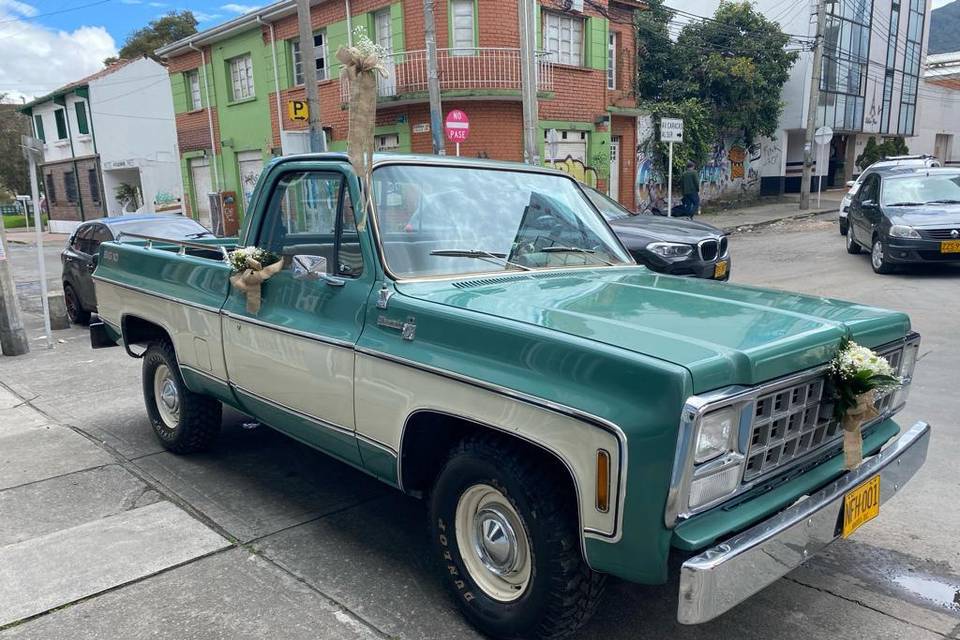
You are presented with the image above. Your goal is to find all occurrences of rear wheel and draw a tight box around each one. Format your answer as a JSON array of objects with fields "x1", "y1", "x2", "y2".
[
  {"x1": 845, "y1": 227, "x2": 861, "y2": 254},
  {"x1": 142, "y1": 340, "x2": 221, "y2": 453},
  {"x1": 871, "y1": 237, "x2": 895, "y2": 274},
  {"x1": 63, "y1": 283, "x2": 90, "y2": 324},
  {"x1": 430, "y1": 436, "x2": 605, "y2": 639}
]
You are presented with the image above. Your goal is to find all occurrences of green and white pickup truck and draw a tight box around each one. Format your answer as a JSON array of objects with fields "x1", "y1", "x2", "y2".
[{"x1": 91, "y1": 153, "x2": 929, "y2": 639}]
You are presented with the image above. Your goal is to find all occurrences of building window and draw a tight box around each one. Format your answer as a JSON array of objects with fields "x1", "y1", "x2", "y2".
[
  {"x1": 898, "y1": 0, "x2": 925, "y2": 136},
  {"x1": 88, "y1": 169, "x2": 100, "y2": 204},
  {"x1": 186, "y1": 70, "x2": 202, "y2": 110},
  {"x1": 45, "y1": 174, "x2": 56, "y2": 203},
  {"x1": 228, "y1": 54, "x2": 255, "y2": 100},
  {"x1": 607, "y1": 31, "x2": 616, "y2": 90},
  {"x1": 64, "y1": 171, "x2": 78, "y2": 203},
  {"x1": 818, "y1": 0, "x2": 870, "y2": 131},
  {"x1": 375, "y1": 133, "x2": 400, "y2": 151},
  {"x1": 292, "y1": 32, "x2": 328, "y2": 85},
  {"x1": 54, "y1": 109, "x2": 68, "y2": 140},
  {"x1": 34, "y1": 115, "x2": 45, "y2": 142},
  {"x1": 450, "y1": 0, "x2": 475, "y2": 54},
  {"x1": 543, "y1": 11, "x2": 583, "y2": 66},
  {"x1": 74, "y1": 101, "x2": 89, "y2": 135},
  {"x1": 880, "y1": 69, "x2": 895, "y2": 133}
]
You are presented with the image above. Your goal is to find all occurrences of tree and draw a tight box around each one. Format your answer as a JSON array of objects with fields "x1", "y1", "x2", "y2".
[
  {"x1": 856, "y1": 137, "x2": 910, "y2": 169},
  {"x1": 670, "y1": 2, "x2": 799, "y2": 143},
  {"x1": 0, "y1": 98, "x2": 31, "y2": 201},
  {"x1": 635, "y1": 0, "x2": 681, "y2": 101},
  {"x1": 104, "y1": 11, "x2": 198, "y2": 64},
  {"x1": 641, "y1": 98, "x2": 716, "y2": 180}
]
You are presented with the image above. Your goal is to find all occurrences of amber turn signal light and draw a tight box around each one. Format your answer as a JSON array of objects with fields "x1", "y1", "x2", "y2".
[{"x1": 596, "y1": 449, "x2": 611, "y2": 513}]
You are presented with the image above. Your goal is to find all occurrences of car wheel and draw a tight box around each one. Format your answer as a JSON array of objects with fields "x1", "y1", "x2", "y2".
[
  {"x1": 63, "y1": 283, "x2": 90, "y2": 324},
  {"x1": 845, "y1": 227, "x2": 861, "y2": 254},
  {"x1": 142, "y1": 340, "x2": 222, "y2": 453},
  {"x1": 871, "y1": 237, "x2": 895, "y2": 274},
  {"x1": 430, "y1": 436, "x2": 605, "y2": 640},
  {"x1": 839, "y1": 217, "x2": 849, "y2": 236}
]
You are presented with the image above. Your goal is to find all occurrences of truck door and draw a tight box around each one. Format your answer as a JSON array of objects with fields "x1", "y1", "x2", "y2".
[{"x1": 220, "y1": 164, "x2": 374, "y2": 465}]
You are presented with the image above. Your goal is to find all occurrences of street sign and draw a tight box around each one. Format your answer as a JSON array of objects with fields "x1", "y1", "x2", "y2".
[
  {"x1": 444, "y1": 110, "x2": 469, "y2": 143},
  {"x1": 287, "y1": 100, "x2": 308, "y2": 121},
  {"x1": 660, "y1": 117, "x2": 684, "y2": 143},
  {"x1": 815, "y1": 126, "x2": 834, "y2": 146}
]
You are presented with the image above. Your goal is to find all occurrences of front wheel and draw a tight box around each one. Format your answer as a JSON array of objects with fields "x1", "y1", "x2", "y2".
[
  {"x1": 871, "y1": 237, "x2": 895, "y2": 274},
  {"x1": 430, "y1": 437, "x2": 605, "y2": 639},
  {"x1": 63, "y1": 283, "x2": 90, "y2": 324},
  {"x1": 845, "y1": 227, "x2": 861, "y2": 254},
  {"x1": 142, "y1": 340, "x2": 222, "y2": 453},
  {"x1": 839, "y1": 217, "x2": 849, "y2": 236}
]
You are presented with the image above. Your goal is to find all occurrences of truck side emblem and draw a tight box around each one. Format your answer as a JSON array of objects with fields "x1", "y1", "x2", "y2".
[
  {"x1": 377, "y1": 285, "x2": 393, "y2": 309},
  {"x1": 377, "y1": 315, "x2": 416, "y2": 341}
]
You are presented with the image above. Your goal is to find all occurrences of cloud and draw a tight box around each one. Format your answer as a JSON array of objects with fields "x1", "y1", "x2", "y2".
[
  {"x1": 147, "y1": 2, "x2": 168, "y2": 6},
  {"x1": 118, "y1": 0, "x2": 142, "y2": 4},
  {"x1": 0, "y1": 0, "x2": 37, "y2": 17},
  {"x1": 0, "y1": 9, "x2": 117, "y2": 102},
  {"x1": 192, "y1": 11, "x2": 223, "y2": 22},
  {"x1": 221, "y1": 3, "x2": 257, "y2": 13}
]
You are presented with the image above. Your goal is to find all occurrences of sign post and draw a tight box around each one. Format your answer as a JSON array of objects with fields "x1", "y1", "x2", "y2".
[
  {"x1": 660, "y1": 118, "x2": 684, "y2": 217},
  {"x1": 444, "y1": 109, "x2": 469, "y2": 156},
  {"x1": 814, "y1": 126, "x2": 834, "y2": 209}
]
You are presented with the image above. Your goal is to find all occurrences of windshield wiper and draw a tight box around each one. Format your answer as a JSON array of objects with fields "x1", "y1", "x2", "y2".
[
  {"x1": 185, "y1": 231, "x2": 214, "y2": 238},
  {"x1": 886, "y1": 201, "x2": 925, "y2": 207},
  {"x1": 540, "y1": 246, "x2": 614, "y2": 266},
  {"x1": 925, "y1": 199, "x2": 960, "y2": 205},
  {"x1": 430, "y1": 249, "x2": 532, "y2": 271}
]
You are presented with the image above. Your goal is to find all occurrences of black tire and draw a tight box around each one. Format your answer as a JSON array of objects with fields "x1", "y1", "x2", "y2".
[
  {"x1": 839, "y1": 217, "x2": 849, "y2": 236},
  {"x1": 430, "y1": 436, "x2": 605, "y2": 640},
  {"x1": 142, "y1": 340, "x2": 221, "y2": 453},
  {"x1": 871, "y1": 237, "x2": 895, "y2": 274},
  {"x1": 845, "y1": 227, "x2": 861, "y2": 254},
  {"x1": 63, "y1": 283, "x2": 90, "y2": 324}
]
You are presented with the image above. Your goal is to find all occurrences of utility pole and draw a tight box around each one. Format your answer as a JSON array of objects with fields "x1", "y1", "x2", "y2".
[
  {"x1": 24, "y1": 137, "x2": 52, "y2": 349},
  {"x1": 800, "y1": 0, "x2": 826, "y2": 210},
  {"x1": 296, "y1": 0, "x2": 327, "y2": 152},
  {"x1": 518, "y1": 0, "x2": 539, "y2": 165},
  {"x1": 0, "y1": 216, "x2": 29, "y2": 356},
  {"x1": 423, "y1": 0, "x2": 445, "y2": 155}
]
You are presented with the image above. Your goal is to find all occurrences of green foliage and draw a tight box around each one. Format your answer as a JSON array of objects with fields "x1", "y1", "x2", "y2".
[
  {"x1": 0, "y1": 99, "x2": 31, "y2": 198},
  {"x1": 641, "y1": 99, "x2": 716, "y2": 180},
  {"x1": 855, "y1": 137, "x2": 911, "y2": 169},
  {"x1": 2, "y1": 214, "x2": 47, "y2": 230},
  {"x1": 115, "y1": 183, "x2": 141, "y2": 209},
  {"x1": 634, "y1": 0, "x2": 682, "y2": 101},
  {"x1": 104, "y1": 11, "x2": 198, "y2": 64}
]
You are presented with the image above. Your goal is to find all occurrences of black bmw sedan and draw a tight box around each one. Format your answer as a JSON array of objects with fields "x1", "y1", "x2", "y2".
[
  {"x1": 845, "y1": 167, "x2": 960, "y2": 274},
  {"x1": 583, "y1": 186, "x2": 731, "y2": 280}
]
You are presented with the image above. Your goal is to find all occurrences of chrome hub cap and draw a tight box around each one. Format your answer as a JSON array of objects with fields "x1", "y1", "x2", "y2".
[
  {"x1": 872, "y1": 240, "x2": 884, "y2": 269},
  {"x1": 153, "y1": 364, "x2": 180, "y2": 429},
  {"x1": 455, "y1": 484, "x2": 531, "y2": 602}
]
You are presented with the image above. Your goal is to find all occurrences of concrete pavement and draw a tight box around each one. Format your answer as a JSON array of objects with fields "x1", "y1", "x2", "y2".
[{"x1": 1, "y1": 218, "x2": 959, "y2": 639}]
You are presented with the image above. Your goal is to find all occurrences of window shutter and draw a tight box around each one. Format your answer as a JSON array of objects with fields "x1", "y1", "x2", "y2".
[
  {"x1": 586, "y1": 16, "x2": 608, "y2": 71},
  {"x1": 75, "y1": 102, "x2": 89, "y2": 135},
  {"x1": 325, "y1": 20, "x2": 349, "y2": 79},
  {"x1": 54, "y1": 109, "x2": 67, "y2": 140},
  {"x1": 34, "y1": 115, "x2": 45, "y2": 142}
]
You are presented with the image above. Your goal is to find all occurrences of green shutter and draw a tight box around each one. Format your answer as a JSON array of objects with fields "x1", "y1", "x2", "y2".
[
  {"x1": 172, "y1": 73, "x2": 189, "y2": 112},
  {"x1": 34, "y1": 115, "x2": 45, "y2": 142},
  {"x1": 75, "y1": 101, "x2": 89, "y2": 135},
  {"x1": 54, "y1": 109, "x2": 67, "y2": 139},
  {"x1": 586, "y1": 16, "x2": 608, "y2": 70},
  {"x1": 391, "y1": 2, "x2": 405, "y2": 52},
  {"x1": 326, "y1": 19, "x2": 349, "y2": 79}
]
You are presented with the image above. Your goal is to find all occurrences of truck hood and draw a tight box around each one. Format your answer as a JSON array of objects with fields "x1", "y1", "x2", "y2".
[{"x1": 397, "y1": 267, "x2": 910, "y2": 393}]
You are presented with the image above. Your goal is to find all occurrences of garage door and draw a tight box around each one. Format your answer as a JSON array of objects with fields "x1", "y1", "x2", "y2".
[
  {"x1": 237, "y1": 150, "x2": 264, "y2": 207},
  {"x1": 189, "y1": 157, "x2": 213, "y2": 230}
]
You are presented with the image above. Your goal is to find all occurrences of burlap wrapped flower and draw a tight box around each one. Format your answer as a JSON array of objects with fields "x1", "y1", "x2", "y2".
[{"x1": 228, "y1": 247, "x2": 282, "y2": 314}]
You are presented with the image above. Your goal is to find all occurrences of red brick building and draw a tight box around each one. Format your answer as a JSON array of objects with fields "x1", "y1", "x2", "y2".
[{"x1": 158, "y1": 0, "x2": 645, "y2": 224}]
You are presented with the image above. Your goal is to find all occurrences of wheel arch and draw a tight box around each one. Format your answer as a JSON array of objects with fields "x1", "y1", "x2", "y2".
[{"x1": 121, "y1": 314, "x2": 175, "y2": 359}]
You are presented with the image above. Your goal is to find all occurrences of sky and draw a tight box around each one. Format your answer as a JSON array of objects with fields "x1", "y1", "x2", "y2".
[{"x1": 0, "y1": 0, "x2": 261, "y2": 102}]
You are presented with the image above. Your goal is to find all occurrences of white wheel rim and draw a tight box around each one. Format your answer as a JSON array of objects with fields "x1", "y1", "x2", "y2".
[
  {"x1": 153, "y1": 364, "x2": 180, "y2": 429},
  {"x1": 455, "y1": 483, "x2": 532, "y2": 602},
  {"x1": 872, "y1": 241, "x2": 884, "y2": 269},
  {"x1": 847, "y1": 231, "x2": 855, "y2": 249}
]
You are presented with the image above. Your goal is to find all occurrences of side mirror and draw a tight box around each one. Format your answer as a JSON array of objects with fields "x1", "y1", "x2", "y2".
[
  {"x1": 861, "y1": 199, "x2": 879, "y2": 209},
  {"x1": 292, "y1": 255, "x2": 327, "y2": 280},
  {"x1": 845, "y1": 180, "x2": 856, "y2": 188}
]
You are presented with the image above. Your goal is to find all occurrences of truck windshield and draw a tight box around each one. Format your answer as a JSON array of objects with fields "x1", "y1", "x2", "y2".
[{"x1": 370, "y1": 164, "x2": 632, "y2": 279}]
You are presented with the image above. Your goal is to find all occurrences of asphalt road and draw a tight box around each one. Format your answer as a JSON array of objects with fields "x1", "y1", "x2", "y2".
[{"x1": 1, "y1": 217, "x2": 958, "y2": 639}]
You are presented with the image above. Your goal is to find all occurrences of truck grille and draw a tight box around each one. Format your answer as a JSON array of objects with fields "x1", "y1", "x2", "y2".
[{"x1": 742, "y1": 345, "x2": 903, "y2": 482}]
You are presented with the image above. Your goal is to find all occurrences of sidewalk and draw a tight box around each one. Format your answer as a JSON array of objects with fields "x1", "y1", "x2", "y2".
[
  {"x1": 698, "y1": 192, "x2": 844, "y2": 234},
  {"x1": 4, "y1": 228, "x2": 69, "y2": 246}
]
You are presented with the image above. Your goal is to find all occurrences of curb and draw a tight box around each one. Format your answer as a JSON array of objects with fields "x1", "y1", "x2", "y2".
[{"x1": 715, "y1": 208, "x2": 839, "y2": 235}]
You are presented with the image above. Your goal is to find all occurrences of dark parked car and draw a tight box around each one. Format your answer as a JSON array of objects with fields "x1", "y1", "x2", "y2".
[
  {"x1": 845, "y1": 167, "x2": 960, "y2": 274},
  {"x1": 583, "y1": 186, "x2": 731, "y2": 280},
  {"x1": 61, "y1": 215, "x2": 212, "y2": 323}
]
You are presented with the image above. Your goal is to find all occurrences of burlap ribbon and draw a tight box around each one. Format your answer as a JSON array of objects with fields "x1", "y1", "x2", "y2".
[
  {"x1": 229, "y1": 257, "x2": 283, "y2": 314},
  {"x1": 842, "y1": 390, "x2": 879, "y2": 469},
  {"x1": 336, "y1": 46, "x2": 386, "y2": 231}
]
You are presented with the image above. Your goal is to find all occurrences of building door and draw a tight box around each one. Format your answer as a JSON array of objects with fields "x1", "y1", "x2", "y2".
[
  {"x1": 237, "y1": 150, "x2": 264, "y2": 208},
  {"x1": 935, "y1": 134, "x2": 952, "y2": 163},
  {"x1": 608, "y1": 137, "x2": 620, "y2": 200},
  {"x1": 375, "y1": 10, "x2": 396, "y2": 97},
  {"x1": 190, "y1": 157, "x2": 213, "y2": 230},
  {"x1": 552, "y1": 130, "x2": 587, "y2": 163}
]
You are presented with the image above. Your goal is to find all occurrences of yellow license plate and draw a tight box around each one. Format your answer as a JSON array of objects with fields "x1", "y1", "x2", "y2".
[
  {"x1": 714, "y1": 260, "x2": 729, "y2": 279},
  {"x1": 940, "y1": 240, "x2": 960, "y2": 253},
  {"x1": 842, "y1": 475, "x2": 880, "y2": 538}
]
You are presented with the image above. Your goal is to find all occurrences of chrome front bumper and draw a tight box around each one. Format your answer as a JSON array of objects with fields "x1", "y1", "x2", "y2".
[{"x1": 677, "y1": 421, "x2": 931, "y2": 624}]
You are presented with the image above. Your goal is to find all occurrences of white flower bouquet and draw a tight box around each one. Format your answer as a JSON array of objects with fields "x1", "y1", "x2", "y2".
[
  {"x1": 227, "y1": 246, "x2": 282, "y2": 314},
  {"x1": 228, "y1": 246, "x2": 279, "y2": 273},
  {"x1": 828, "y1": 338, "x2": 901, "y2": 469}
]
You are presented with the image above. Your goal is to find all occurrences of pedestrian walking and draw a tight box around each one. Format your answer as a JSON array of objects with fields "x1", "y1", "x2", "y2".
[{"x1": 673, "y1": 161, "x2": 700, "y2": 217}]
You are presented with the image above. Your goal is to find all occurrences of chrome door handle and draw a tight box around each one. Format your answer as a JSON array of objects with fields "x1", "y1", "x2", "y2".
[{"x1": 321, "y1": 274, "x2": 346, "y2": 287}]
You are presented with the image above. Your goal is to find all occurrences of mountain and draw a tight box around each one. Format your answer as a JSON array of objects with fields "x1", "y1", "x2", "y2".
[{"x1": 929, "y1": 0, "x2": 960, "y2": 55}]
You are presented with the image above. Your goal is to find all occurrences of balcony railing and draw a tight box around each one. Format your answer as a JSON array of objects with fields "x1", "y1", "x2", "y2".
[{"x1": 339, "y1": 47, "x2": 555, "y2": 102}]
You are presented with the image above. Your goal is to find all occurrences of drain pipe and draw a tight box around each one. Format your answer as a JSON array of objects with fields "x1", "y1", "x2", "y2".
[
  {"x1": 258, "y1": 16, "x2": 285, "y2": 153},
  {"x1": 189, "y1": 42, "x2": 221, "y2": 192},
  {"x1": 345, "y1": 0, "x2": 353, "y2": 45}
]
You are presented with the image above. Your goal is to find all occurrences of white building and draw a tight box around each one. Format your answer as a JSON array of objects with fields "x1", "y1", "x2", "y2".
[
  {"x1": 20, "y1": 57, "x2": 183, "y2": 233},
  {"x1": 912, "y1": 52, "x2": 960, "y2": 166},
  {"x1": 665, "y1": 0, "x2": 935, "y2": 195}
]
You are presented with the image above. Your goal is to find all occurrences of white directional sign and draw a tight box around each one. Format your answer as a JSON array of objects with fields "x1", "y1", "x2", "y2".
[
  {"x1": 660, "y1": 118, "x2": 684, "y2": 143},
  {"x1": 815, "y1": 126, "x2": 834, "y2": 146}
]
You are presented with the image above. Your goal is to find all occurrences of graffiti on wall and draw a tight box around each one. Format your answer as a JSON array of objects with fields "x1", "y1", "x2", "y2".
[{"x1": 545, "y1": 156, "x2": 600, "y2": 188}]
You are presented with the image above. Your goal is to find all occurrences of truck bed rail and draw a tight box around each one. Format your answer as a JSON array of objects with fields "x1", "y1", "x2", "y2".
[{"x1": 115, "y1": 231, "x2": 232, "y2": 262}]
